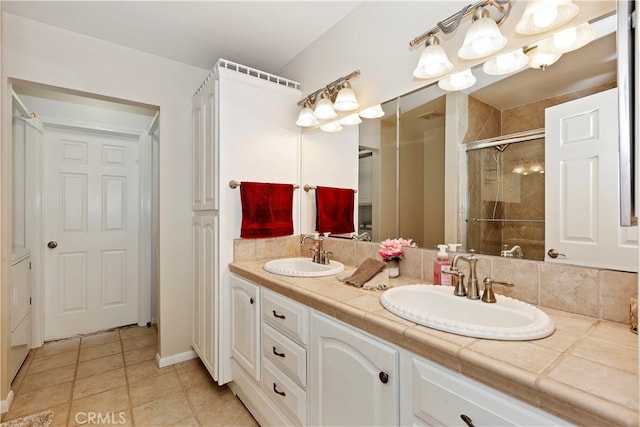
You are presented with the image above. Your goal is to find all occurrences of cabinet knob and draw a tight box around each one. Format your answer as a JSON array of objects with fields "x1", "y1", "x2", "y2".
[
  {"x1": 460, "y1": 414, "x2": 476, "y2": 427},
  {"x1": 47, "y1": 241, "x2": 58, "y2": 249},
  {"x1": 249, "y1": 297, "x2": 254, "y2": 304},
  {"x1": 378, "y1": 371, "x2": 389, "y2": 384}
]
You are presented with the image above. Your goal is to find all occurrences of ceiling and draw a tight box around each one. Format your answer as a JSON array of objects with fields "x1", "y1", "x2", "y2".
[{"x1": 2, "y1": 1, "x2": 363, "y2": 74}]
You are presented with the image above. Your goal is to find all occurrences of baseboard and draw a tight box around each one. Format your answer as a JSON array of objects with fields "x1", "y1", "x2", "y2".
[
  {"x1": 1, "y1": 390, "x2": 15, "y2": 414},
  {"x1": 156, "y1": 350, "x2": 197, "y2": 368}
]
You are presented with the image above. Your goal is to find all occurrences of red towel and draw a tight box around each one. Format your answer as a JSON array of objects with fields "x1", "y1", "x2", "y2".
[
  {"x1": 240, "y1": 182, "x2": 294, "y2": 238},
  {"x1": 315, "y1": 186, "x2": 355, "y2": 234}
]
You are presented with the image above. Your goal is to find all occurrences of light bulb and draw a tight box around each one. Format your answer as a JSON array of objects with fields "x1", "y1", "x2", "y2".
[
  {"x1": 495, "y1": 52, "x2": 516, "y2": 71},
  {"x1": 450, "y1": 72, "x2": 467, "y2": 89},
  {"x1": 320, "y1": 121, "x2": 342, "y2": 133},
  {"x1": 533, "y1": 6, "x2": 558, "y2": 28},
  {"x1": 471, "y1": 37, "x2": 492, "y2": 56}
]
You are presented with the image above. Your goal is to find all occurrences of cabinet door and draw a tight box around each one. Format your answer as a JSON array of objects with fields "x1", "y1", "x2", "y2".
[
  {"x1": 192, "y1": 214, "x2": 218, "y2": 378},
  {"x1": 309, "y1": 312, "x2": 398, "y2": 426},
  {"x1": 202, "y1": 80, "x2": 217, "y2": 210},
  {"x1": 231, "y1": 274, "x2": 260, "y2": 381},
  {"x1": 192, "y1": 92, "x2": 204, "y2": 210}
]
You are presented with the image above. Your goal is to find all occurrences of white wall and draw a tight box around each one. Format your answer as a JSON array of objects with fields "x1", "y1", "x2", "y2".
[{"x1": 2, "y1": 13, "x2": 207, "y2": 362}]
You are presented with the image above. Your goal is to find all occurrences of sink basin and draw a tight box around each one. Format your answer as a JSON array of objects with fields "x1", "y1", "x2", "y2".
[
  {"x1": 264, "y1": 257, "x2": 345, "y2": 277},
  {"x1": 380, "y1": 285, "x2": 555, "y2": 340}
]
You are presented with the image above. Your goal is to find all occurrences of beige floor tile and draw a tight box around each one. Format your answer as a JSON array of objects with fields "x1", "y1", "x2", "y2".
[
  {"x1": 5, "y1": 381, "x2": 73, "y2": 419},
  {"x1": 170, "y1": 415, "x2": 200, "y2": 427},
  {"x1": 175, "y1": 358, "x2": 214, "y2": 389},
  {"x1": 196, "y1": 397, "x2": 259, "y2": 427},
  {"x1": 119, "y1": 325, "x2": 157, "y2": 340},
  {"x1": 184, "y1": 381, "x2": 235, "y2": 414},
  {"x1": 28, "y1": 350, "x2": 78, "y2": 375},
  {"x1": 125, "y1": 359, "x2": 172, "y2": 384},
  {"x1": 80, "y1": 330, "x2": 120, "y2": 348},
  {"x1": 35, "y1": 337, "x2": 81, "y2": 359},
  {"x1": 129, "y1": 370, "x2": 183, "y2": 407},
  {"x1": 73, "y1": 368, "x2": 127, "y2": 400},
  {"x1": 131, "y1": 391, "x2": 192, "y2": 427},
  {"x1": 79, "y1": 341, "x2": 122, "y2": 362},
  {"x1": 69, "y1": 386, "x2": 130, "y2": 420},
  {"x1": 123, "y1": 344, "x2": 157, "y2": 366},
  {"x1": 19, "y1": 364, "x2": 76, "y2": 394},
  {"x1": 76, "y1": 353, "x2": 124, "y2": 379},
  {"x1": 121, "y1": 333, "x2": 157, "y2": 352},
  {"x1": 47, "y1": 402, "x2": 71, "y2": 427}
]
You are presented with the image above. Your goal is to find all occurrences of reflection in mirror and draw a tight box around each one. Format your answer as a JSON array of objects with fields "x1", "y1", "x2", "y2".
[{"x1": 357, "y1": 13, "x2": 616, "y2": 259}]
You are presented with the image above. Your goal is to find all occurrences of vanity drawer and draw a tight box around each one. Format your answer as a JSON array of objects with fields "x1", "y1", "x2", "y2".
[
  {"x1": 262, "y1": 289, "x2": 308, "y2": 345},
  {"x1": 263, "y1": 323, "x2": 307, "y2": 387},
  {"x1": 411, "y1": 357, "x2": 570, "y2": 427},
  {"x1": 262, "y1": 358, "x2": 307, "y2": 426}
]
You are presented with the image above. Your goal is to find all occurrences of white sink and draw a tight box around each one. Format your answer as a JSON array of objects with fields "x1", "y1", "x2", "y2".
[
  {"x1": 264, "y1": 257, "x2": 345, "y2": 277},
  {"x1": 380, "y1": 285, "x2": 555, "y2": 340}
]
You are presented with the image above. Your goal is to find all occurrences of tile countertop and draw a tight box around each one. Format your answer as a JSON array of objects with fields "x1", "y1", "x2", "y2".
[{"x1": 229, "y1": 260, "x2": 639, "y2": 427}]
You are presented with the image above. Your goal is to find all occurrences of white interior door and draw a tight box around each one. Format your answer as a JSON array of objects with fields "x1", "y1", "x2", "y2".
[
  {"x1": 44, "y1": 126, "x2": 140, "y2": 340},
  {"x1": 545, "y1": 88, "x2": 638, "y2": 272}
]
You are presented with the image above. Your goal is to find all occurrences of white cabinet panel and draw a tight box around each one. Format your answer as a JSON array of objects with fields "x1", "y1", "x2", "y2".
[
  {"x1": 310, "y1": 312, "x2": 399, "y2": 426},
  {"x1": 262, "y1": 289, "x2": 308, "y2": 345},
  {"x1": 263, "y1": 323, "x2": 307, "y2": 387},
  {"x1": 262, "y1": 358, "x2": 307, "y2": 427},
  {"x1": 231, "y1": 274, "x2": 260, "y2": 381}
]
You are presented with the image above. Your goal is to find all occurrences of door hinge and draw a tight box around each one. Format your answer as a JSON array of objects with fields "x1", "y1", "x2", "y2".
[
  {"x1": 30, "y1": 297, "x2": 32, "y2": 305},
  {"x1": 29, "y1": 261, "x2": 32, "y2": 270}
]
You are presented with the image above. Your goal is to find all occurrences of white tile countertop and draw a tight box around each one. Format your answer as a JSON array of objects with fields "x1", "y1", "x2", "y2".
[{"x1": 229, "y1": 260, "x2": 639, "y2": 427}]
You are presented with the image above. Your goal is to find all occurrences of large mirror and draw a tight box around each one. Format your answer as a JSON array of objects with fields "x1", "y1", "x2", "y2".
[{"x1": 358, "y1": 10, "x2": 618, "y2": 261}]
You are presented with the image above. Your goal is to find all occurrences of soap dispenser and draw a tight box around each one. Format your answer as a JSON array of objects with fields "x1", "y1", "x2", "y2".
[{"x1": 433, "y1": 244, "x2": 452, "y2": 286}]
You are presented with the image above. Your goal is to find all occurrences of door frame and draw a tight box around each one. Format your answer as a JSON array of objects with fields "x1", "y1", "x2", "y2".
[{"x1": 26, "y1": 108, "x2": 154, "y2": 347}]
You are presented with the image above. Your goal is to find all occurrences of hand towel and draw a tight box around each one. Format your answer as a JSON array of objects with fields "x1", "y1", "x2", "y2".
[
  {"x1": 362, "y1": 270, "x2": 392, "y2": 291},
  {"x1": 315, "y1": 186, "x2": 355, "y2": 234},
  {"x1": 240, "y1": 182, "x2": 294, "y2": 238},
  {"x1": 344, "y1": 257, "x2": 386, "y2": 288}
]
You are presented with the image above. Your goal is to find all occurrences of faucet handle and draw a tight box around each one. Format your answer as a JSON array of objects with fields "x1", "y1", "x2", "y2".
[
  {"x1": 443, "y1": 268, "x2": 466, "y2": 297},
  {"x1": 320, "y1": 250, "x2": 333, "y2": 265},
  {"x1": 481, "y1": 277, "x2": 515, "y2": 303}
]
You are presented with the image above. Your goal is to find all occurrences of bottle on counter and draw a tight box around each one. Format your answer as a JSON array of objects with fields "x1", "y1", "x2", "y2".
[{"x1": 433, "y1": 244, "x2": 452, "y2": 286}]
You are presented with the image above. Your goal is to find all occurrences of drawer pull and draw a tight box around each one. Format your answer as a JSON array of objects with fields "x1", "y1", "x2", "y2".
[
  {"x1": 272, "y1": 310, "x2": 286, "y2": 319},
  {"x1": 379, "y1": 371, "x2": 389, "y2": 384},
  {"x1": 249, "y1": 297, "x2": 254, "y2": 304},
  {"x1": 272, "y1": 382, "x2": 286, "y2": 397},
  {"x1": 460, "y1": 414, "x2": 475, "y2": 427},
  {"x1": 272, "y1": 346, "x2": 286, "y2": 358}
]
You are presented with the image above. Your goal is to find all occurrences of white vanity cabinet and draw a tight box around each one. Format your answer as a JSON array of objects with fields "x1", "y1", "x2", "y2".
[
  {"x1": 192, "y1": 76, "x2": 217, "y2": 211},
  {"x1": 404, "y1": 353, "x2": 571, "y2": 427},
  {"x1": 230, "y1": 275, "x2": 260, "y2": 381},
  {"x1": 309, "y1": 312, "x2": 399, "y2": 426}
]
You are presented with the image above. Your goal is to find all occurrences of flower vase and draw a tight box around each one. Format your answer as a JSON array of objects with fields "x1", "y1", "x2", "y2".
[{"x1": 386, "y1": 259, "x2": 400, "y2": 278}]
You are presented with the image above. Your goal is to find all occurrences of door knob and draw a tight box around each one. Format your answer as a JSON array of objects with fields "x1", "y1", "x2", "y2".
[
  {"x1": 547, "y1": 248, "x2": 566, "y2": 259},
  {"x1": 47, "y1": 241, "x2": 58, "y2": 249}
]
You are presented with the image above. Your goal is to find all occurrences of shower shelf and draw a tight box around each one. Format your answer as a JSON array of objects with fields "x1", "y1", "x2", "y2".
[{"x1": 471, "y1": 218, "x2": 545, "y2": 223}]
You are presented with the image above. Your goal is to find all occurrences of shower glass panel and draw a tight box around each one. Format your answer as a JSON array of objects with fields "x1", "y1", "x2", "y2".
[{"x1": 466, "y1": 137, "x2": 545, "y2": 261}]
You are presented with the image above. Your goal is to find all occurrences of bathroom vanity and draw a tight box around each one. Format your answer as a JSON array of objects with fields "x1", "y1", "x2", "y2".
[{"x1": 227, "y1": 258, "x2": 637, "y2": 427}]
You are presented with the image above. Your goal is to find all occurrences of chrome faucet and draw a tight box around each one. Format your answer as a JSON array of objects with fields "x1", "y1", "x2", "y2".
[
  {"x1": 352, "y1": 232, "x2": 371, "y2": 241},
  {"x1": 300, "y1": 234, "x2": 331, "y2": 264},
  {"x1": 451, "y1": 249, "x2": 480, "y2": 300},
  {"x1": 500, "y1": 244, "x2": 523, "y2": 258}
]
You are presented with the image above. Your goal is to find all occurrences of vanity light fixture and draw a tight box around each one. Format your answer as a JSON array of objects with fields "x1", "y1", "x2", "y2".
[
  {"x1": 413, "y1": 35, "x2": 453, "y2": 79},
  {"x1": 537, "y1": 22, "x2": 595, "y2": 55},
  {"x1": 438, "y1": 68, "x2": 476, "y2": 91},
  {"x1": 313, "y1": 92, "x2": 337, "y2": 120},
  {"x1": 339, "y1": 113, "x2": 363, "y2": 126},
  {"x1": 295, "y1": 101, "x2": 319, "y2": 127},
  {"x1": 458, "y1": 7, "x2": 508, "y2": 60},
  {"x1": 320, "y1": 121, "x2": 343, "y2": 133},
  {"x1": 515, "y1": 0, "x2": 579, "y2": 35},
  {"x1": 358, "y1": 104, "x2": 385, "y2": 119},
  {"x1": 483, "y1": 48, "x2": 529, "y2": 75},
  {"x1": 524, "y1": 45, "x2": 562, "y2": 70},
  {"x1": 333, "y1": 82, "x2": 360, "y2": 111}
]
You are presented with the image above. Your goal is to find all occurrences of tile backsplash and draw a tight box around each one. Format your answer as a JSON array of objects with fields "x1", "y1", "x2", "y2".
[{"x1": 234, "y1": 235, "x2": 638, "y2": 325}]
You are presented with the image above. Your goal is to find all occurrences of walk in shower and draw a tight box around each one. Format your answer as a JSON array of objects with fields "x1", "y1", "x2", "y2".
[{"x1": 466, "y1": 132, "x2": 545, "y2": 261}]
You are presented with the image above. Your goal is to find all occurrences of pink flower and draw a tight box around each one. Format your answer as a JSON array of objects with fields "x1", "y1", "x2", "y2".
[{"x1": 378, "y1": 238, "x2": 416, "y2": 261}]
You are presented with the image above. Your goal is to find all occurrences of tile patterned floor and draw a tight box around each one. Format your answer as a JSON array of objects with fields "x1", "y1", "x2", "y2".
[{"x1": 4, "y1": 326, "x2": 259, "y2": 426}]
